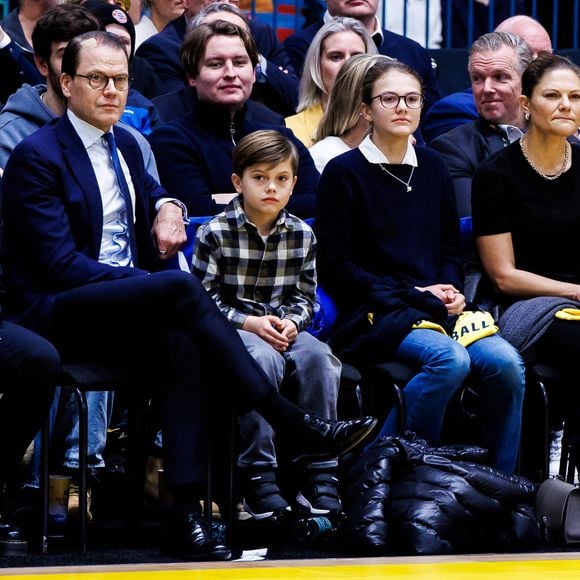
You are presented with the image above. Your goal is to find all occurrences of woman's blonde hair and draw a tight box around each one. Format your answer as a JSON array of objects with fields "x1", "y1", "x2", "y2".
[
  {"x1": 297, "y1": 17, "x2": 377, "y2": 112},
  {"x1": 314, "y1": 54, "x2": 390, "y2": 143}
]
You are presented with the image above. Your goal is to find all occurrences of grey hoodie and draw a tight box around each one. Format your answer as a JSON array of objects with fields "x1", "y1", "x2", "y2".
[
  {"x1": 0, "y1": 83, "x2": 159, "y2": 179},
  {"x1": 0, "y1": 84, "x2": 51, "y2": 169}
]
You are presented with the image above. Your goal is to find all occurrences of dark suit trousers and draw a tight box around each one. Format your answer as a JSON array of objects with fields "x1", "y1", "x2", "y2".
[
  {"x1": 49, "y1": 270, "x2": 274, "y2": 488},
  {"x1": 0, "y1": 320, "x2": 59, "y2": 484}
]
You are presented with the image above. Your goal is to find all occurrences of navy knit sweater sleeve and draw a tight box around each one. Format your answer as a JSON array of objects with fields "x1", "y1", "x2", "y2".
[{"x1": 315, "y1": 146, "x2": 463, "y2": 312}]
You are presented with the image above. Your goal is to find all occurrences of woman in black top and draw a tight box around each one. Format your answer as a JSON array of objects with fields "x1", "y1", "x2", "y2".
[{"x1": 473, "y1": 54, "x2": 580, "y2": 465}]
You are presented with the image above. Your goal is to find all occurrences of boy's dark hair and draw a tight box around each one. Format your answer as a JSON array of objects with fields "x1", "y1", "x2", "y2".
[
  {"x1": 61, "y1": 31, "x2": 128, "y2": 78},
  {"x1": 32, "y1": 5, "x2": 100, "y2": 63},
  {"x1": 232, "y1": 130, "x2": 299, "y2": 176}
]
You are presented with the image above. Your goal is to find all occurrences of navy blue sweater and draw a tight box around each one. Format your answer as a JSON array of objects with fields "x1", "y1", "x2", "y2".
[
  {"x1": 149, "y1": 98, "x2": 318, "y2": 218},
  {"x1": 315, "y1": 145, "x2": 463, "y2": 314}
]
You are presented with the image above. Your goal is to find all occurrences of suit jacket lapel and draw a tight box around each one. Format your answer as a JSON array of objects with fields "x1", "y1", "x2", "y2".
[
  {"x1": 476, "y1": 117, "x2": 506, "y2": 154},
  {"x1": 56, "y1": 115, "x2": 104, "y2": 257}
]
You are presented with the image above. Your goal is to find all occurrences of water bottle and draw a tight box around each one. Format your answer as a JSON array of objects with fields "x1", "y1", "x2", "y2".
[{"x1": 291, "y1": 515, "x2": 339, "y2": 543}]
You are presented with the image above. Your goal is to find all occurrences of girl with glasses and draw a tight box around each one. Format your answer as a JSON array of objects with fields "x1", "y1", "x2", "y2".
[{"x1": 315, "y1": 58, "x2": 525, "y2": 474}]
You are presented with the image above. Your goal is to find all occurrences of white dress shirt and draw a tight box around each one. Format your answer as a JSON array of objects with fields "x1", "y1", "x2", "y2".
[{"x1": 67, "y1": 109, "x2": 136, "y2": 267}]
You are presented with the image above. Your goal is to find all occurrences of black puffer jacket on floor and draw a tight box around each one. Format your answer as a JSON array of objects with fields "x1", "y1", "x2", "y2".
[
  {"x1": 342, "y1": 436, "x2": 539, "y2": 555},
  {"x1": 341, "y1": 438, "x2": 399, "y2": 553}
]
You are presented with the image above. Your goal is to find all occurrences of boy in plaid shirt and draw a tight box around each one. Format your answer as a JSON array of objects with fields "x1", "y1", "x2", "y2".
[{"x1": 192, "y1": 130, "x2": 343, "y2": 522}]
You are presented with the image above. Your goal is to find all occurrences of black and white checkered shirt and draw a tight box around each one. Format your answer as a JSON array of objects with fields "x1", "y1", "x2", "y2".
[{"x1": 192, "y1": 196, "x2": 316, "y2": 330}]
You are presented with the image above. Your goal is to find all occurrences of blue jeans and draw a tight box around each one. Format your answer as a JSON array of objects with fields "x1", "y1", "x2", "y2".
[
  {"x1": 61, "y1": 389, "x2": 114, "y2": 471},
  {"x1": 25, "y1": 388, "x2": 114, "y2": 487},
  {"x1": 25, "y1": 387, "x2": 61, "y2": 489},
  {"x1": 372, "y1": 329, "x2": 524, "y2": 474},
  {"x1": 466, "y1": 334, "x2": 525, "y2": 474}
]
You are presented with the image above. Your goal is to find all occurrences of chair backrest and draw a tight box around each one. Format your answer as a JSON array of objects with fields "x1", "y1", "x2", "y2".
[
  {"x1": 170, "y1": 215, "x2": 340, "y2": 341},
  {"x1": 302, "y1": 217, "x2": 340, "y2": 341},
  {"x1": 308, "y1": 284, "x2": 339, "y2": 341}
]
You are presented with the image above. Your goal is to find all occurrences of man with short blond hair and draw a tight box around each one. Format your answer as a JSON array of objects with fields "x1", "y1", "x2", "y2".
[
  {"x1": 430, "y1": 31, "x2": 533, "y2": 216},
  {"x1": 423, "y1": 15, "x2": 552, "y2": 145}
]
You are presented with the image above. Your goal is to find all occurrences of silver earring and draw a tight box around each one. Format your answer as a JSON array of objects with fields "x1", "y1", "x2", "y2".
[{"x1": 525, "y1": 111, "x2": 530, "y2": 121}]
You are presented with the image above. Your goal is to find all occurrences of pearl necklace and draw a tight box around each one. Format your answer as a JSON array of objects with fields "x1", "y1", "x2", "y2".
[
  {"x1": 378, "y1": 164, "x2": 415, "y2": 192},
  {"x1": 519, "y1": 137, "x2": 570, "y2": 181}
]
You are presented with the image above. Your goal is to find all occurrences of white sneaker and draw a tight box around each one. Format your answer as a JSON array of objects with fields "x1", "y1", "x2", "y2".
[{"x1": 549, "y1": 429, "x2": 564, "y2": 478}]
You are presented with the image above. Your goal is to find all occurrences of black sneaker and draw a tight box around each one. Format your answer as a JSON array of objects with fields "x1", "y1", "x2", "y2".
[
  {"x1": 296, "y1": 469, "x2": 342, "y2": 515},
  {"x1": 292, "y1": 415, "x2": 377, "y2": 464},
  {"x1": 239, "y1": 469, "x2": 291, "y2": 521}
]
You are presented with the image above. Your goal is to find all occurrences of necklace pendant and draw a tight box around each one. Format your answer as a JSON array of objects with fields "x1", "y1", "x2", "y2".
[{"x1": 406, "y1": 185, "x2": 412, "y2": 192}]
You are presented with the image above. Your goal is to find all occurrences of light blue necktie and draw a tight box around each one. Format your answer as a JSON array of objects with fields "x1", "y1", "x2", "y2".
[{"x1": 102, "y1": 131, "x2": 138, "y2": 263}]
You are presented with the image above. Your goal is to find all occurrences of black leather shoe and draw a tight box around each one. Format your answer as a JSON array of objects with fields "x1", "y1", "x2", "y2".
[
  {"x1": 0, "y1": 519, "x2": 28, "y2": 557},
  {"x1": 291, "y1": 415, "x2": 378, "y2": 464},
  {"x1": 161, "y1": 510, "x2": 231, "y2": 561}
]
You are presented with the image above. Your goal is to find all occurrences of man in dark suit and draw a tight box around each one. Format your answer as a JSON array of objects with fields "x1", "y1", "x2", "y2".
[
  {"x1": 282, "y1": 0, "x2": 440, "y2": 112},
  {"x1": 1, "y1": 30, "x2": 375, "y2": 560},
  {"x1": 136, "y1": 0, "x2": 299, "y2": 115},
  {"x1": 422, "y1": 15, "x2": 553, "y2": 143},
  {"x1": 430, "y1": 31, "x2": 533, "y2": 217}
]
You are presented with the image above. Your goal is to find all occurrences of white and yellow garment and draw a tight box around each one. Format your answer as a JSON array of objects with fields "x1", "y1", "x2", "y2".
[{"x1": 410, "y1": 310, "x2": 498, "y2": 347}]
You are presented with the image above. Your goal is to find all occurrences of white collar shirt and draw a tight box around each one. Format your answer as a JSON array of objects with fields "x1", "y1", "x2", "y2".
[
  {"x1": 358, "y1": 133, "x2": 418, "y2": 166},
  {"x1": 67, "y1": 109, "x2": 136, "y2": 267}
]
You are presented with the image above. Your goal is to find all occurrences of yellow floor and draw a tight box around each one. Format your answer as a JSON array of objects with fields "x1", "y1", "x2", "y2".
[{"x1": 3, "y1": 553, "x2": 580, "y2": 579}]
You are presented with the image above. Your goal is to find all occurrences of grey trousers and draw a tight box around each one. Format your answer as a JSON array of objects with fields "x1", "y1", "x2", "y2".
[{"x1": 237, "y1": 330, "x2": 341, "y2": 469}]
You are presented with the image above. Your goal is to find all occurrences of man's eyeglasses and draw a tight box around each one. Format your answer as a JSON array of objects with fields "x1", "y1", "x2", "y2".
[
  {"x1": 76, "y1": 73, "x2": 132, "y2": 91},
  {"x1": 371, "y1": 92, "x2": 424, "y2": 109}
]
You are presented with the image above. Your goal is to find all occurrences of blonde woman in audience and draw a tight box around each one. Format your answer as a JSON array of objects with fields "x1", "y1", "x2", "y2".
[
  {"x1": 309, "y1": 53, "x2": 388, "y2": 173},
  {"x1": 285, "y1": 17, "x2": 377, "y2": 147}
]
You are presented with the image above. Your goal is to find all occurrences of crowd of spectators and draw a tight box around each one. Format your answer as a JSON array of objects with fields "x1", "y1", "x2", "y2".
[{"x1": 0, "y1": 0, "x2": 579, "y2": 562}]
